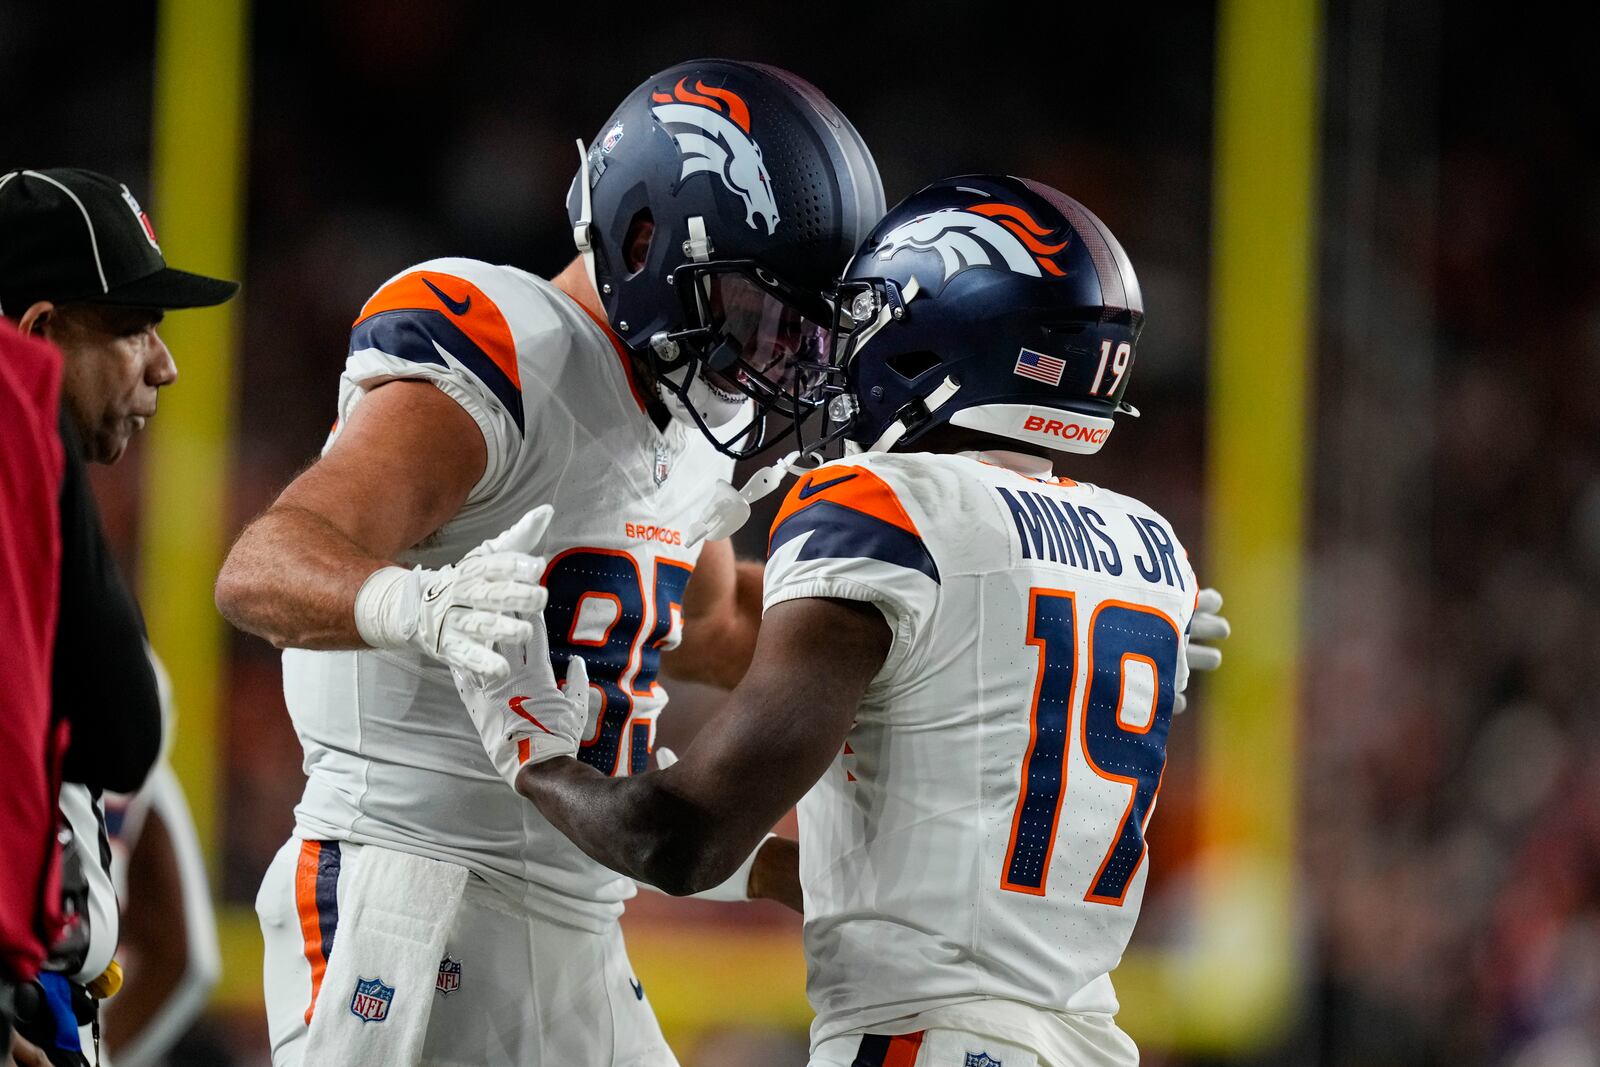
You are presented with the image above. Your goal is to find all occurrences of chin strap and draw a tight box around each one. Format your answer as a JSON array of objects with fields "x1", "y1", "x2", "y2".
[
  {"x1": 865, "y1": 373, "x2": 963, "y2": 454},
  {"x1": 684, "y1": 450, "x2": 821, "y2": 548},
  {"x1": 571, "y1": 139, "x2": 600, "y2": 300},
  {"x1": 684, "y1": 367, "x2": 964, "y2": 547},
  {"x1": 683, "y1": 215, "x2": 713, "y2": 263}
]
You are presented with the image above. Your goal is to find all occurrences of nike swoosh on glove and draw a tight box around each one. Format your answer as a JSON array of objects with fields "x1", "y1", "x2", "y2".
[
  {"x1": 454, "y1": 636, "x2": 597, "y2": 789},
  {"x1": 354, "y1": 505, "x2": 552, "y2": 680}
]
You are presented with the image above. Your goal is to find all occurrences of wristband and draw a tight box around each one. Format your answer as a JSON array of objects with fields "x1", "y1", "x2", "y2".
[{"x1": 353, "y1": 565, "x2": 420, "y2": 648}]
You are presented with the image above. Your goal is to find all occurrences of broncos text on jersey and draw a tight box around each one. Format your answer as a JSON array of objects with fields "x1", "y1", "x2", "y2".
[{"x1": 284, "y1": 258, "x2": 734, "y2": 931}]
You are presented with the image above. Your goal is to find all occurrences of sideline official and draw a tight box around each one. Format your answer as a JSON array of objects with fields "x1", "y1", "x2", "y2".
[{"x1": 0, "y1": 167, "x2": 237, "y2": 1067}]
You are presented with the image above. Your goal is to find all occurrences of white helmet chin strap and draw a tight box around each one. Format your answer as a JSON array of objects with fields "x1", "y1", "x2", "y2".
[
  {"x1": 688, "y1": 368, "x2": 964, "y2": 545},
  {"x1": 865, "y1": 373, "x2": 963, "y2": 453},
  {"x1": 571, "y1": 139, "x2": 600, "y2": 300},
  {"x1": 684, "y1": 449, "x2": 819, "y2": 548}
]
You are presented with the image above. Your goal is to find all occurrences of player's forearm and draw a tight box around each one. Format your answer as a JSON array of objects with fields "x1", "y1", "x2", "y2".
[
  {"x1": 661, "y1": 560, "x2": 764, "y2": 688},
  {"x1": 516, "y1": 758, "x2": 757, "y2": 896},
  {"x1": 215, "y1": 504, "x2": 387, "y2": 649}
]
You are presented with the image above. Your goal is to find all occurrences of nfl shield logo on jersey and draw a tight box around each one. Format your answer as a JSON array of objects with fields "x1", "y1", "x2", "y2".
[
  {"x1": 349, "y1": 977, "x2": 394, "y2": 1022},
  {"x1": 965, "y1": 1054, "x2": 1003, "y2": 1067},
  {"x1": 653, "y1": 441, "x2": 671, "y2": 485},
  {"x1": 436, "y1": 956, "x2": 462, "y2": 996}
]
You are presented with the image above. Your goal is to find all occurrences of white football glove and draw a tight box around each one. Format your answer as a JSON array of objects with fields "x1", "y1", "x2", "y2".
[
  {"x1": 453, "y1": 624, "x2": 596, "y2": 789},
  {"x1": 1187, "y1": 587, "x2": 1230, "y2": 672},
  {"x1": 1174, "y1": 587, "x2": 1231, "y2": 715},
  {"x1": 354, "y1": 505, "x2": 553, "y2": 680}
]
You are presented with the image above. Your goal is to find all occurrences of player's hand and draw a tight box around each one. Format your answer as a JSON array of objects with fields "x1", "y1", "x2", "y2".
[
  {"x1": 1187, "y1": 587, "x2": 1230, "y2": 672},
  {"x1": 747, "y1": 836, "x2": 802, "y2": 914},
  {"x1": 8, "y1": 1030, "x2": 51, "y2": 1067},
  {"x1": 355, "y1": 506, "x2": 553, "y2": 680},
  {"x1": 453, "y1": 626, "x2": 596, "y2": 789}
]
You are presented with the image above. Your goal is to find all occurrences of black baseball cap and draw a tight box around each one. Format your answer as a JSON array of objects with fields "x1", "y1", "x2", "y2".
[{"x1": 0, "y1": 167, "x2": 238, "y2": 316}]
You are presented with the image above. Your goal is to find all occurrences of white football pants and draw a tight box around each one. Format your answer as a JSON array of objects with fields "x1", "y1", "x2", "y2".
[{"x1": 257, "y1": 837, "x2": 678, "y2": 1067}]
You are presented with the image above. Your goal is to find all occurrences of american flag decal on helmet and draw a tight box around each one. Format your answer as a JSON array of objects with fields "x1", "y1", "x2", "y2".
[{"x1": 1013, "y1": 347, "x2": 1066, "y2": 386}]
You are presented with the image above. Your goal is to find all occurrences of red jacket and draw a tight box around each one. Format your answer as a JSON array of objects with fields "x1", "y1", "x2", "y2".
[{"x1": 0, "y1": 322, "x2": 66, "y2": 982}]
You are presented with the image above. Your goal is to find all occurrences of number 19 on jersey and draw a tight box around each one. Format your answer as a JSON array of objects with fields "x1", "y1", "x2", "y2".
[{"x1": 1002, "y1": 590, "x2": 1180, "y2": 904}]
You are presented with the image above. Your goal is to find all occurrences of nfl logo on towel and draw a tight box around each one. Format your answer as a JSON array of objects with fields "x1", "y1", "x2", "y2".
[
  {"x1": 436, "y1": 956, "x2": 462, "y2": 996},
  {"x1": 965, "y1": 1054, "x2": 1003, "y2": 1067},
  {"x1": 1013, "y1": 347, "x2": 1066, "y2": 386},
  {"x1": 349, "y1": 977, "x2": 394, "y2": 1022}
]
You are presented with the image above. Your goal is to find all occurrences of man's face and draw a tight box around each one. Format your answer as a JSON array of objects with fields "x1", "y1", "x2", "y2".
[{"x1": 45, "y1": 304, "x2": 175, "y2": 464}]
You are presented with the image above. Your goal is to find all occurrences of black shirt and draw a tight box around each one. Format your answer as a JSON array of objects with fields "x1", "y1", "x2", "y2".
[{"x1": 53, "y1": 411, "x2": 161, "y2": 793}]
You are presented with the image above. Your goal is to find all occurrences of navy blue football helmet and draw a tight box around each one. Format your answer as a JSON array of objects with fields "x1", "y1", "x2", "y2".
[
  {"x1": 567, "y1": 60, "x2": 883, "y2": 459},
  {"x1": 805, "y1": 175, "x2": 1144, "y2": 457}
]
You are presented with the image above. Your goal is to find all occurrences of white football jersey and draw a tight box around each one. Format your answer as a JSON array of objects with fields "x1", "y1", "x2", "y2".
[
  {"x1": 763, "y1": 450, "x2": 1196, "y2": 1048},
  {"x1": 285, "y1": 258, "x2": 733, "y2": 931}
]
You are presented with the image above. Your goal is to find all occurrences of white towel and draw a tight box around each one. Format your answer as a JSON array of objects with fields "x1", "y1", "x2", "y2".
[{"x1": 301, "y1": 846, "x2": 469, "y2": 1067}]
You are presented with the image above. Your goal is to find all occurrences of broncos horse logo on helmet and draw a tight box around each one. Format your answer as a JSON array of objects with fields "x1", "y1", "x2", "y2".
[
  {"x1": 569, "y1": 60, "x2": 883, "y2": 461},
  {"x1": 650, "y1": 78, "x2": 779, "y2": 235},
  {"x1": 872, "y1": 202, "x2": 1069, "y2": 291},
  {"x1": 790, "y1": 175, "x2": 1143, "y2": 458}
]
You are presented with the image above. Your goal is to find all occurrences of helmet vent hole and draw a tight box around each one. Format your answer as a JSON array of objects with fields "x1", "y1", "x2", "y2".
[
  {"x1": 623, "y1": 208, "x2": 654, "y2": 275},
  {"x1": 885, "y1": 350, "x2": 942, "y2": 382}
]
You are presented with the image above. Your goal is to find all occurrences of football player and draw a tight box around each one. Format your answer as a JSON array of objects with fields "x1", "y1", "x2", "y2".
[
  {"x1": 214, "y1": 60, "x2": 883, "y2": 1067},
  {"x1": 466, "y1": 176, "x2": 1210, "y2": 1067}
]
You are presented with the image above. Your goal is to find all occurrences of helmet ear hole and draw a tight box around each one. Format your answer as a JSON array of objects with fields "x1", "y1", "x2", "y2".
[
  {"x1": 884, "y1": 349, "x2": 942, "y2": 382},
  {"x1": 623, "y1": 208, "x2": 654, "y2": 275}
]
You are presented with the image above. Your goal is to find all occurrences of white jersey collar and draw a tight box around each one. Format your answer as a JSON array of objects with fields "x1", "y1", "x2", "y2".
[{"x1": 958, "y1": 448, "x2": 1056, "y2": 479}]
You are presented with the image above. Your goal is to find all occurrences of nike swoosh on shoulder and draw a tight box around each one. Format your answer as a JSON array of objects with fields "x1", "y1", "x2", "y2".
[
  {"x1": 421, "y1": 276, "x2": 472, "y2": 316},
  {"x1": 629, "y1": 978, "x2": 644, "y2": 1000},
  {"x1": 797, "y1": 473, "x2": 858, "y2": 500}
]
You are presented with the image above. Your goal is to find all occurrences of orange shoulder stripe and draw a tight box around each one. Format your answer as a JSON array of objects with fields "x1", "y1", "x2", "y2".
[
  {"x1": 770, "y1": 464, "x2": 921, "y2": 545},
  {"x1": 355, "y1": 270, "x2": 520, "y2": 392}
]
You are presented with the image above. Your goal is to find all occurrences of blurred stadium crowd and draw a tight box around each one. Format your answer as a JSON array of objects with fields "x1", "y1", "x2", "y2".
[{"x1": 3, "y1": 0, "x2": 1594, "y2": 1064}]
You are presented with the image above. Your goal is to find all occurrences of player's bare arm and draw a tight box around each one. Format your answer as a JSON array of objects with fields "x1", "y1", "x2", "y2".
[
  {"x1": 215, "y1": 380, "x2": 485, "y2": 648},
  {"x1": 659, "y1": 537, "x2": 764, "y2": 688},
  {"x1": 645, "y1": 745, "x2": 803, "y2": 910},
  {"x1": 518, "y1": 596, "x2": 889, "y2": 895}
]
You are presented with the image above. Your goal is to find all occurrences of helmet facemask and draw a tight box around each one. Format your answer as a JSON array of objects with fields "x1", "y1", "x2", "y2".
[
  {"x1": 808, "y1": 274, "x2": 960, "y2": 456},
  {"x1": 647, "y1": 258, "x2": 835, "y2": 460},
  {"x1": 566, "y1": 60, "x2": 884, "y2": 460}
]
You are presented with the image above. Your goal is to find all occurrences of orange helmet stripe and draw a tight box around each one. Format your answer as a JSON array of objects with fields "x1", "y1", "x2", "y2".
[
  {"x1": 694, "y1": 80, "x2": 751, "y2": 133},
  {"x1": 672, "y1": 77, "x2": 722, "y2": 111},
  {"x1": 968, "y1": 200, "x2": 1054, "y2": 235},
  {"x1": 995, "y1": 217, "x2": 1070, "y2": 257}
]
